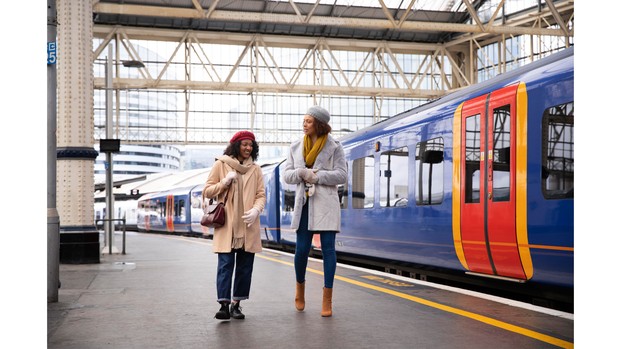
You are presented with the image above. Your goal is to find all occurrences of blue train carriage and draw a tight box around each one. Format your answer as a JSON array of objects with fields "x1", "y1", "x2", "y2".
[
  {"x1": 259, "y1": 161, "x2": 283, "y2": 247},
  {"x1": 189, "y1": 184, "x2": 211, "y2": 236},
  {"x1": 136, "y1": 191, "x2": 162, "y2": 232},
  {"x1": 260, "y1": 159, "x2": 336, "y2": 252},
  {"x1": 334, "y1": 47, "x2": 573, "y2": 288},
  {"x1": 136, "y1": 185, "x2": 205, "y2": 236},
  {"x1": 94, "y1": 198, "x2": 140, "y2": 231},
  {"x1": 258, "y1": 159, "x2": 300, "y2": 251}
]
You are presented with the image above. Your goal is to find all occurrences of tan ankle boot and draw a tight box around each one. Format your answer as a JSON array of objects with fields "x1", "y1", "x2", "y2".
[
  {"x1": 295, "y1": 281, "x2": 305, "y2": 311},
  {"x1": 321, "y1": 287, "x2": 332, "y2": 317}
]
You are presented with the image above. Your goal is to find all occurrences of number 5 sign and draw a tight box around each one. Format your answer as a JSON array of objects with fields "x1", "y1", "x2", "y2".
[{"x1": 48, "y1": 41, "x2": 57, "y2": 65}]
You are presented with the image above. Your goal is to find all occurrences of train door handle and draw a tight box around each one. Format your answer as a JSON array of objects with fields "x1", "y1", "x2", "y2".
[{"x1": 488, "y1": 191, "x2": 492, "y2": 200}]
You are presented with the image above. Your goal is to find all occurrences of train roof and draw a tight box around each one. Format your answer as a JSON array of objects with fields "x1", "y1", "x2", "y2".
[
  {"x1": 337, "y1": 46, "x2": 574, "y2": 146},
  {"x1": 95, "y1": 156, "x2": 289, "y2": 202},
  {"x1": 94, "y1": 167, "x2": 211, "y2": 199}
]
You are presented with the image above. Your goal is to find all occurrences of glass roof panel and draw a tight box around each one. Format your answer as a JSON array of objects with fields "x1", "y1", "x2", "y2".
[
  {"x1": 274, "y1": 0, "x2": 463, "y2": 12},
  {"x1": 273, "y1": 0, "x2": 545, "y2": 15}
]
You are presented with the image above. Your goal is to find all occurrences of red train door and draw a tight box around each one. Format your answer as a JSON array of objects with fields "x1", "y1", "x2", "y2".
[
  {"x1": 456, "y1": 84, "x2": 526, "y2": 280},
  {"x1": 166, "y1": 194, "x2": 174, "y2": 232}
]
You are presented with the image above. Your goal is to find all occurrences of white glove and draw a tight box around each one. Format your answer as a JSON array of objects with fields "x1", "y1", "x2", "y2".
[
  {"x1": 221, "y1": 171, "x2": 238, "y2": 186},
  {"x1": 242, "y1": 208, "x2": 260, "y2": 227},
  {"x1": 297, "y1": 168, "x2": 318, "y2": 184}
]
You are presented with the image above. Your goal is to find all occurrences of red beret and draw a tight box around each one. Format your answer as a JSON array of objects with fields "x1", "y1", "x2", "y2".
[{"x1": 230, "y1": 130, "x2": 255, "y2": 144}]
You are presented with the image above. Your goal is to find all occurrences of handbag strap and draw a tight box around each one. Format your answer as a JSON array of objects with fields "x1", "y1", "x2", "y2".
[
  {"x1": 203, "y1": 167, "x2": 231, "y2": 205},
  {"x1": 204, "y1": 187, "x2": 229, "y2": 205},
  {"x1": 211, "y1": 189, "x2": 229, "y2": 205}
]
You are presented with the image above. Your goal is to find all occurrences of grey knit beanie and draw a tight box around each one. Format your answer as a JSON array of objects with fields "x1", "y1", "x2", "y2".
[{"x1": 306, "y1": 105, "x2": 330, "y2": 124}]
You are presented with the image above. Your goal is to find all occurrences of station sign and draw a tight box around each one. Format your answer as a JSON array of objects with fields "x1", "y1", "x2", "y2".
[{"x1": 47, "y1": 41, "x2": 57, "y2": 65}]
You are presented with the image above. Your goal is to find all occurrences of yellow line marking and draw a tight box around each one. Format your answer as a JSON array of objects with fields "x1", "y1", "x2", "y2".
[
  {"x1": 257, "y1": 253, "x2": 573, "y2": 349},
  {"x1": 153, "y1": 234, "x2": 572, "y2": 349}
]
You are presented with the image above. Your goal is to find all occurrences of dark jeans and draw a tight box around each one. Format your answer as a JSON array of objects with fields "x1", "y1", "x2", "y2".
[
  {"x1": 216, "y1": 249, "x2": 255, "y2": 303},
  {"x1": 294, "y1": 203, "x2": 337, "y2": 288}
]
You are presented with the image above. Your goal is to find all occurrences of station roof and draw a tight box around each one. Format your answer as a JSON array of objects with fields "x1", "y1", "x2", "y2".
[{"x1": 93, "y1": 0, "x2": 574, "y2": 45}]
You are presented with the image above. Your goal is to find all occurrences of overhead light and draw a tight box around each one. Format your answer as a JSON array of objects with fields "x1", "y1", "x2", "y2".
[{"x1": 122, "y1": 60, "x2": 145, "y2": 68}]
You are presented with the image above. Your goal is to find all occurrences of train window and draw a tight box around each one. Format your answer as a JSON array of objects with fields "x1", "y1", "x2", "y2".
[
  {"x1": 178, "y1": 199, "x2": 186, "y2": 220},
  {"x1": 380, "y1": 147, "x2": 409, "y2": 207},
  {"x1": 352, "y1": 155, "x2": 374, "y2": 208},
  {"x1": 191, "y1": 192, "x2": 202, "y2": 209},
  {"x1": 338, "y1": 183, "x2": 347, "y2": 209},
  {"x1": 542, "y1": 101, "x2": 574, "y2": 199},
  {"x1": 492, "y1": 105, "x2": 511, "y2": 202},
  {"x1": 339, "y1": 161, "x2": 348, "y2": 209},
  {"x1": 157, "y1": 202, "x2": 164, "y2": 218},
  {"x1": 464, "y1": 114, "x2": 481, "y2": 203},
  {"x1": 415, "y1": 138, "x2": 444, "y2": 205},
  {"x1": 282, "y1": 182, "x2": 295, "y2": 212}
]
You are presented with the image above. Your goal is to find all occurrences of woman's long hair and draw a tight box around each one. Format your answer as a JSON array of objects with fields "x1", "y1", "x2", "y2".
[
  {"x1": 224, "y1": 139, "x2": 259, "y2": 161},
  {"x1": 314, "y1": 118, "x2": 332, "y2": 137}
]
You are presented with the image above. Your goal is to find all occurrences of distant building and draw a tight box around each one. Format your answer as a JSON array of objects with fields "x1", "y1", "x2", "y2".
[
  {"x1": 93, "y1": 43, "x2": 183, "y2": 184},
  {"x1": 94, "y1": 144, "x2": 182, "y2": 183}
]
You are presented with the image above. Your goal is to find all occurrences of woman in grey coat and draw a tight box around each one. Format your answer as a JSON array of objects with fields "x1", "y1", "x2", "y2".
[{"x1": 282, "y1": 105, "x2": 347, "y2": 317}]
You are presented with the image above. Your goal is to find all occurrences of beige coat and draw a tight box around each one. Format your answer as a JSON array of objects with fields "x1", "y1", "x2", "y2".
[{"x1": 203, "y1": 156, "x2": 266, "y2": 253}]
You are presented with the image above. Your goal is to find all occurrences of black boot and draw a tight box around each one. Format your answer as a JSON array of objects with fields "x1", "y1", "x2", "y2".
[
  {"x1": 230, "y1": 302, "x2": 245, "y2": 319},
  {"x1": 215, "y1": 302, "x2": 230, "y2": 320}
]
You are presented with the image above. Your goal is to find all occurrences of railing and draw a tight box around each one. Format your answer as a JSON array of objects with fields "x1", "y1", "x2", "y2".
[{"x1": 95, "y1": 218, "x2": 127, "y2": 255}]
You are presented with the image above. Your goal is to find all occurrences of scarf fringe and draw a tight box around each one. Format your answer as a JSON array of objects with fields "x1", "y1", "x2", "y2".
[{"x1": 232, "y1": 237, "x2": 245, "y2": 249}]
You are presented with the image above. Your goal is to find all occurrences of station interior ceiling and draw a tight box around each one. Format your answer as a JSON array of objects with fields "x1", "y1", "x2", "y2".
[
  {"x1": 91, "y1": 0, "x2": 574, "y2": 98},
  {"x1": 87, "y1": 0, "x2": 574, "y2": 145},
  {"x1": 93, "y1": 0, "x2": 574, "y2": 45}
]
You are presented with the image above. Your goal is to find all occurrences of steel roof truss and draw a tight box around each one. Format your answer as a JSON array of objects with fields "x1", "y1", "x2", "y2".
[
  {"x1": 118, "y1": 31, "x2": 151, "y2": 81},
  {"x1": 254, "y1": 38, "x2": 289, "y2": 86},
  {"x1": 93, "y1": 2, "x2": 570, "y2": 38},
  {"x1": 223, "y1": 40, "x2": 253, "y2": 87},
  {"x1": 188, "y1": 35, "x2": 223, "y2": 83}
]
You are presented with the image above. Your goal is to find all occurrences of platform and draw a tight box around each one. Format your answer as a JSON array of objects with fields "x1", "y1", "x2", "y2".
[{"x1": 48, "y1": 231, "x2": 574, "y2": 348}]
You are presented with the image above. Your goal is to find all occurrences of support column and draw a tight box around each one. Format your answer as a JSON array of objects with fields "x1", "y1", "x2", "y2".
[
  {"x1": 57, "y1": 0, "x2": 99, "y2": 263},
  {"x1": 48, "y1": 0, "x2": 60, "y2": 302}
]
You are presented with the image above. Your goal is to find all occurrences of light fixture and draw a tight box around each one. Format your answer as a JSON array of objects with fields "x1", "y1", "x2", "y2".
[{"x1": 122, "y1": 60, "x2": 145, "y2": 68}]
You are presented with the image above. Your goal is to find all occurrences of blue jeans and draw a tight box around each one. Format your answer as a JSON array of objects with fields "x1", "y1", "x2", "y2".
[
  {"x1": 216, "y1": 249, "x2": 255, "y2": 303},
  {"x1": 294, "y1": 203, "x2": 337, "y2": 288}
]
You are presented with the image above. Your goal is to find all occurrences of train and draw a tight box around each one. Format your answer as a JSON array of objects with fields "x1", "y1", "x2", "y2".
[
  {"x1": 128, "y1": 46, "x2": 573, "y2": 302},
  {"x1": 95, "y1": 199, "x2": 140, "y2": 230}
]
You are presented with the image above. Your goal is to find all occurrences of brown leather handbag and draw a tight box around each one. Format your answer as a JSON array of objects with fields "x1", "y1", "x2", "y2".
[{"x1": 201, "y1": 190, "x2": 229, "y2": 228}]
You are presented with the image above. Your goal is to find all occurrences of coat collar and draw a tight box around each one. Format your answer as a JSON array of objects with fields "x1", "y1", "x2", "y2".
[{"x1": 312, "y1": 135, "x2": 339, "y2": 168}]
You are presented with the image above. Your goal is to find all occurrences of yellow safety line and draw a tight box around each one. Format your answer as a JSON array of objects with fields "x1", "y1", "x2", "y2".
[
  {"x1": 158, "y1": 233, "x2": 572, "y2": 348},
  {"x1": 257, "y1": 254, "x2": 573, "y2": 349}
]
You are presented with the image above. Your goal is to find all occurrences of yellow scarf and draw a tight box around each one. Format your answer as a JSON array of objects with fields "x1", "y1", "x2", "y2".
[{"x1": 303, "y1": 134, "x2": 327, "y2": 168}]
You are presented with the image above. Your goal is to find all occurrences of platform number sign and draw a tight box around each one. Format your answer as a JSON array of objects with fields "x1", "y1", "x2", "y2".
[{"x1": 47, "y1": 41, "x2": 57, "y2": 65}]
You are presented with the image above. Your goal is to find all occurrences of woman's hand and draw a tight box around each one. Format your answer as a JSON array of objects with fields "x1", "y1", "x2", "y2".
[
  {"x1": 297, "y1": 168, "x2": 318, "y2": 184},
  {"x1": 242, "y1": 208, "x2": 260, "y2": 227},
  {"x1": 221, "y1": 171, "x2": 238, "y2": 186}
]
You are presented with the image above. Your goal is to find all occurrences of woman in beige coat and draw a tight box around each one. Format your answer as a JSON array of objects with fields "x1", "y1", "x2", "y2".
[{"x1": 203, "y1": 130, "x2": 266, "y2": 320}]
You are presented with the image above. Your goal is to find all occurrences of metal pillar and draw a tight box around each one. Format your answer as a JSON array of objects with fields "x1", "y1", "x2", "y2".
[
  {"x1": 47, "y1": 0, "x2": 60, "y2": 303},
  {"x1": 104, "y1": 45, "x2": 117, "y2": 254}
]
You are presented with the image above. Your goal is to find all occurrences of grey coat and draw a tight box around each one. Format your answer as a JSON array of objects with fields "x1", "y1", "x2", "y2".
[{"x1": 283, "y1": 134, "x2": 347, "y2": 231}]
